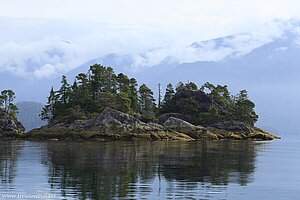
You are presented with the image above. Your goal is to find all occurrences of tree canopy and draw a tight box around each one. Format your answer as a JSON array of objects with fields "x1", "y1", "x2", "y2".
[
  {"x1": 161, "y1": 82, "x2": 258, "y2": 126},
  {"x1": 41, "y1": 65, "x2": 258, "y2": 126},
  {"x1": 0, "y1": 89, "x2": 18, "y2": 118},
  {"x1": 42, "y1": 64, "x2": 144, "y2": 123}
]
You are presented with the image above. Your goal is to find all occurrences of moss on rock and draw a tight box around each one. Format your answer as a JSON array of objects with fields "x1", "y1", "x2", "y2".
[{"x1": 25, "y1": 108, "x2": 280, "y2": 141}]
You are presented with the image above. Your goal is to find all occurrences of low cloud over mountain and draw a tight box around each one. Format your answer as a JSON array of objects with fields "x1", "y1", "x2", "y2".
[{"x1": 0, "y1": 18, "x2": 297, "y2": 80}]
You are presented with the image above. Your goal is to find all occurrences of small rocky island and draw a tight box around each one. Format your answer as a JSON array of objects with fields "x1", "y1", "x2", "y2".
[
  {"x1": 0, "y1": 90, "x2": 25, "y2": 138},
  {"x1": 27, "y1": 107, "x2": 279, "y2": 141},
  {"x1": 27, "y1": 64, "x2": 279, "y2": 141},
  {"x1": 1, "y1": 64, "x2": 280, "y2": 141}
]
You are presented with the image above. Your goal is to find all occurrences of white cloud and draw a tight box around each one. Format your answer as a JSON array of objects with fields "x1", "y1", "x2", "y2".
[
  {"x1": 130, "y1": 20, "x2": 298, "y2": 67},
  {"x1": 0, "y1": 18, "x2": 189, "y2": 78},
  {"x1": 2, "y1": 0, "x2": 300, "y2": 25},
  {"x1": 1, "y1": 1, "x2": 300, "y2": 79},
  {"x1": 0, "y1": 36, "x2": 85, "y2": 79},
  {"x1": 33, "y1": 64, "x2": 57, "y2": 78},
  {"x1": 2, "y1": 0, "x2": 300, "y2": 42}
]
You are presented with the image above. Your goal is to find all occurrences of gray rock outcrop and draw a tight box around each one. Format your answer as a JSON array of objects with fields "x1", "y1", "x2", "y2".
[
  {"x1": 0, "y1": 109, "x2": 25, "y2": 137},
  {"x1": 26, "y1": 108, "x2": 280, "y2": 141},
  {"x1": 163, "y1": 117, "x2": 219, "y2": 140},
  {"x1": 158, "y1": 113, "x2": 193, "y2": 125},
  {"x1": 86, "y1": 108, "x2": 165, "y2": 134},
  {"x1": 210, "y1": 121, "x2": 256, "y2": 134},
  {"x1": 27, "y1": 108, "x2": 195, "y2": 141}
]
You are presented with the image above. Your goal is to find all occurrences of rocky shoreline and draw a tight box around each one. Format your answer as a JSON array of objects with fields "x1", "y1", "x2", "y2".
[{"x1": 22, "y1": 108, "x2": 280, "y2": 141}]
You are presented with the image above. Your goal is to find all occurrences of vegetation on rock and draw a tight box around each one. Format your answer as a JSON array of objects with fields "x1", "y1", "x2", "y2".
[
  {"x1": 41, "y1": 64, "x2": 258, "y2": 128},
  {"x1": 0, "y1": 90, "x2": 18, "y2": 118},
  {"x1": 33, "y1": 64, "x2": 281, "y2": 141},
  {"x1": 41, "y1": 64, "x2": 146, "y2": 124},
  {"x1": 0, "y1": 90, "x2": 24, "y2": 136},
  {"x1": 161, "y1": 82, "x2": 258, "y2": 126}
]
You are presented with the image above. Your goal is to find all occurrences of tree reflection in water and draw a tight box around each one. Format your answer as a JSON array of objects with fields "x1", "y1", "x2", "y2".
[
  {"x1": 160, "y1": 141, "x2": 255, "y2": 185},
  {"x1": 44, "y1": 140, "x2": 261, "y2": 199},
  {"x1": 0, "y1": 140, "x2": 23, "y2": 186}
]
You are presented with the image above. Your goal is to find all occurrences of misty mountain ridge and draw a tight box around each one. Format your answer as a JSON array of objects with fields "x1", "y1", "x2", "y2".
[
  {"x1": 1, "y1": 25, "x2": 299, "y2": 99},
  {"x1": 1, "y1": 24, "x2": 300, "y2": 95},
  {"x1": 16, "y1": 101, "x2": 46, "y2": 131}
]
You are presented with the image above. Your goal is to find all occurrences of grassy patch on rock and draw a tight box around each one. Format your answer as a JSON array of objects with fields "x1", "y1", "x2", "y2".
[
  {"x1": 207, "y1": 127, "x2": 279, "y2": 141},
  {"x1": 248, "y1": 131, "x2": 281, "y2": 140}
]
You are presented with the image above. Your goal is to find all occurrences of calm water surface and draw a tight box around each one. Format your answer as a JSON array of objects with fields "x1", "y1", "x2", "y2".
[{"x1": 0, "y1": 136, "x2": 299, "y2": 200}]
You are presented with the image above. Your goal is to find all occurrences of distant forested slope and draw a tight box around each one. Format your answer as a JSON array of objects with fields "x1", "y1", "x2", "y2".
[{"x1": 16, "y1": 101, "x2": 46, "y2": 131}]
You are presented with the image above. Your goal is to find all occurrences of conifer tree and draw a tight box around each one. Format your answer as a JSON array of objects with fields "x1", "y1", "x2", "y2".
[
  {"x1": 138, "y1": 84, "x2": 156, "y2": 120},
  {"x1": 58, "y1": 75, "x2": 71, "y2": 104},
  {"x1": 0, "y1": 90, "x2": 18, "y2": 116},
  {"x1": 163, "y1": 83, "x2": 175, "y2": 104},
  {"x1": 115, "y1": 92, "x2": 131, "y2": 113},
  {"x1": 185, "y1": 82, "x2": 198, "y2": 90},
  {"x1": 158, "y1": 83, "x2": 162, "y2": 110},
  {"x1": 160, "y1": 83, "x2": 176, "y2": 113},
  {"x1": 75, "y1": 73, "x2": 91, "y2": 110},
  {"x1": 117, "y1": 73, "x2": 130, "y2": 94},
  {"x1": 0, "y1": 90, "x2": 15, "y2": 112},
  {"x1": 231, "y1": 90, "x2": 258, "y2": 125},
  {"x1": 129, "y1": 78, "x2": 138, "y2": 112},
  {"x1": 40, "y1": 87, "x2": 58, "y2": 122}
]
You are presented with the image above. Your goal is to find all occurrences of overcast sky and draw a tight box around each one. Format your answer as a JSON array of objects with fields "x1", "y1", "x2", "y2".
[
  {"x1": 2, "y1": 1, "x2": 300, "y2": 35},
  {"x1": 1, "y1": 0, "x2": 300, "y2": 78}
]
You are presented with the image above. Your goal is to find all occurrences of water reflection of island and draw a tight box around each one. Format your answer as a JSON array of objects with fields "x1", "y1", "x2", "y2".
[
  {"x1": 44, "y1": 140, "x2": 260, "y2": 199},
  {"x1": 161, "y1": 141, "x2": 255, "y2": 185},
  {"x1": 0, "y1": 140, "x2": 23, "y2": 186}
]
